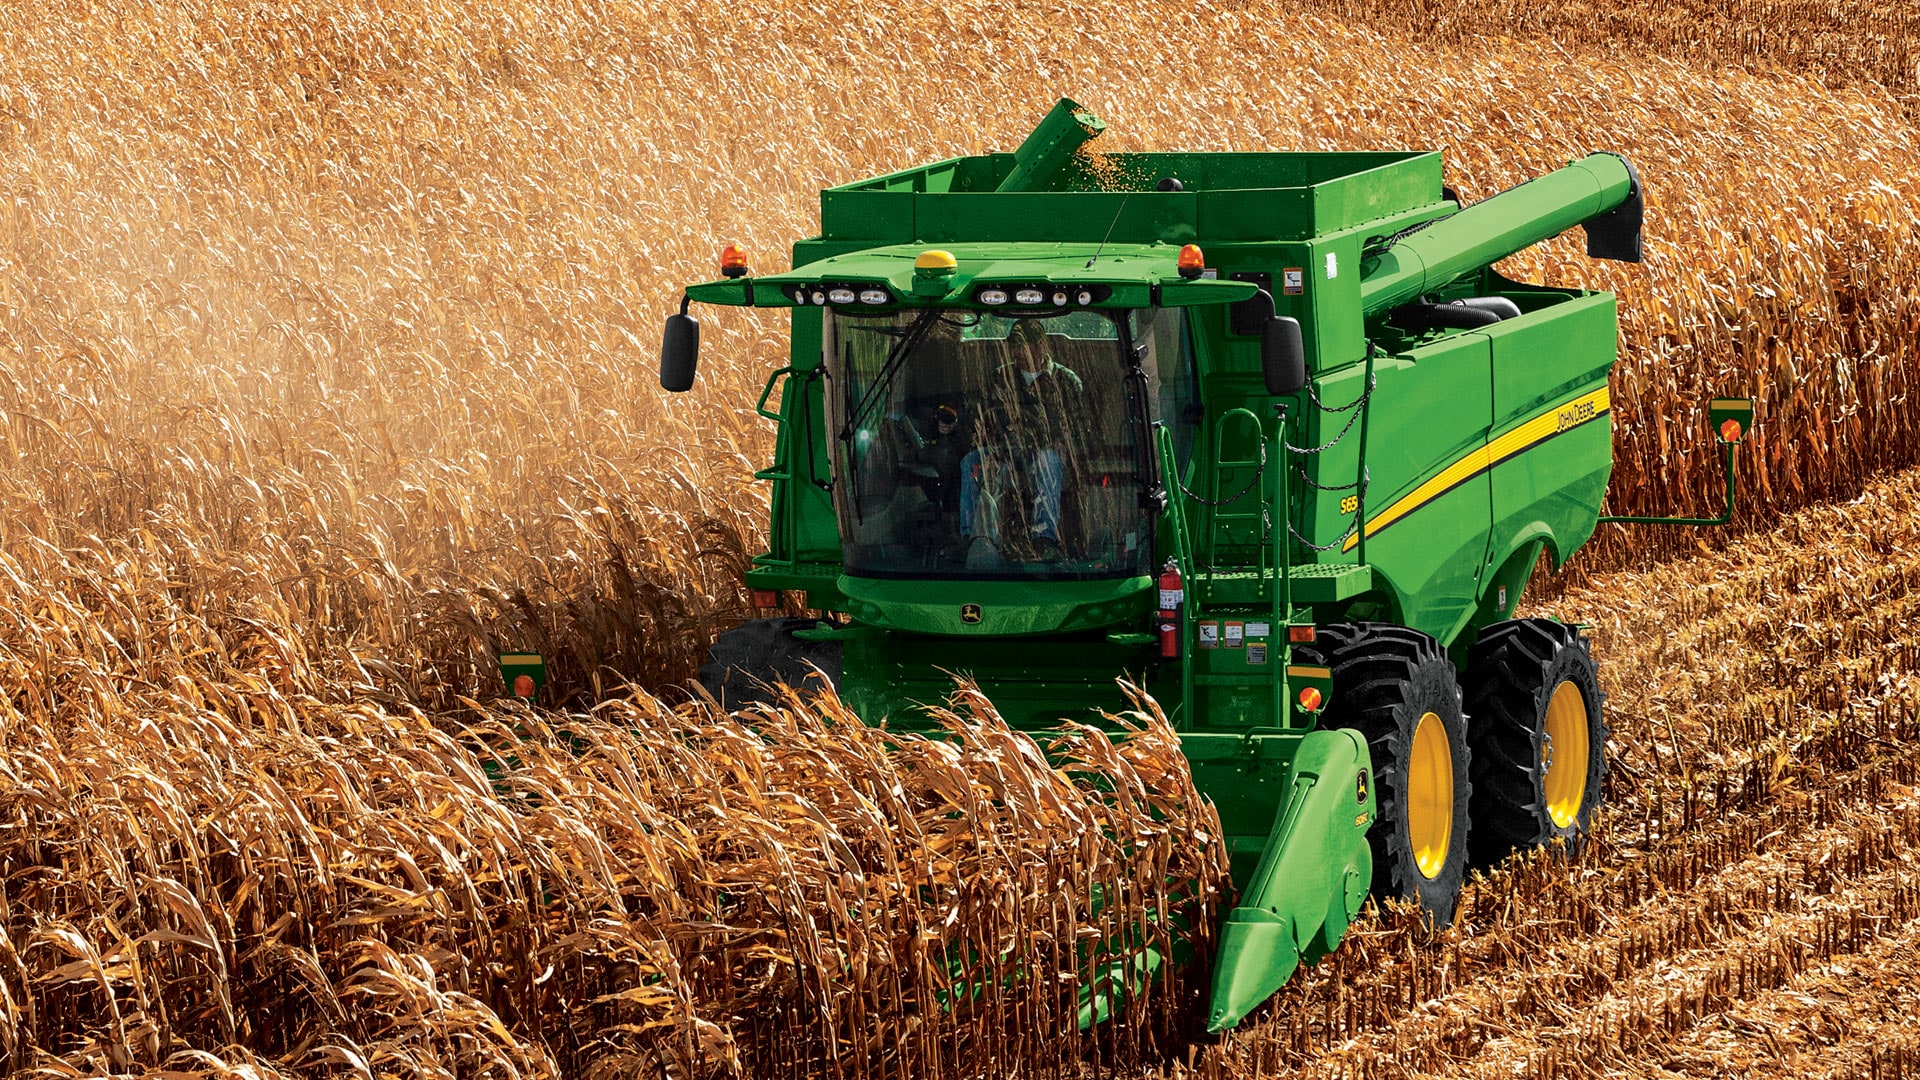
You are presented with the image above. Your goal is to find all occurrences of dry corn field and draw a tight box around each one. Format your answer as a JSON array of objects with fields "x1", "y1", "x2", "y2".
[{"x1": 3, "y1": 0, "x2": 1920, "y2": 1075}]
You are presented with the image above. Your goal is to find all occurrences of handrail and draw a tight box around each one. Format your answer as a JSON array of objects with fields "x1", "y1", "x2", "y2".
[
  {"x1": 755, "y1": 365, "x2": 800, "y2": 421},
  {"x1": 1270, "y1": 404, "x2": 1291, "y2": 728},
  {"x1": 1155, "y1": 424, "x2": 1198, "y2": 729},
  {"x1": 1203, "y1": 407, "x2": 1271, "y2": 590}
]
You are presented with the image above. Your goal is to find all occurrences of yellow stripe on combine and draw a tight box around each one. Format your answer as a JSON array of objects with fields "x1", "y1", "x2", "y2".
[{"x1": 1342, "y1": 386, "x2": 1610, "y2": 553}]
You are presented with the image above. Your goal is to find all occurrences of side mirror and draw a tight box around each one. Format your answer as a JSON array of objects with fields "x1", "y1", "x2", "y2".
[
  {"x1": 660, "y1": 312, "x2": 700, "y2": 392},
  {"x1": 1261, "y1": 316, "x2": 1307, "y2": 396}
]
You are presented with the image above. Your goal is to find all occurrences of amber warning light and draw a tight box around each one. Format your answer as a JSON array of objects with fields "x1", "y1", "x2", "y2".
[
  {"x1": 720, "y1": 243, "x2": 749, "y2": 278},
  {"x1": 498, "y1": 651, "x2": 547, "y2": 701},
  {"x1": 1177, "y1": 244, "x2": 1206, "y2": 279},
  {"x1": 1709, "y1": 397, "x2": 1754, "y2": 444}
]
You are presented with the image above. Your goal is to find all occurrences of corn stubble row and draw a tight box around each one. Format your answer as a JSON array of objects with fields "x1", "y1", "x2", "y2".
[
  {"x1": 1188, "y1": 471, "x2": 1920, "y2": 1078},
  {"x1": 2, "y1": 0, "x2": 1920, "y2": 1074}
]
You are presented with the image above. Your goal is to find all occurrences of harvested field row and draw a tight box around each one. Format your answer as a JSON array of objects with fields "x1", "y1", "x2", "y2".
[
  {"x1": 1651, "y1": 915, "x2": 1920, "y2": 1079},
  {"x1": 1185, "y1": 470, "x2": 1920, "y2": 1078},
  {"x1": 1196, "y1": 732, "x2": 1920, "y2": 1076}
]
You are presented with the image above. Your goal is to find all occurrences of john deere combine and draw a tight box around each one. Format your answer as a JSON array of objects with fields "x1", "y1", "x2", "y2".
[{"x1": 660, "y1": 99, "x2": 1746, "y2": 1031}]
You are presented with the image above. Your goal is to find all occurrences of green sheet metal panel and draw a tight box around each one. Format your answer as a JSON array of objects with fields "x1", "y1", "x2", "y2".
[
  {"x1": 1306, "y1": 233, "x2": 1367, "y2": 368},
  {"x1": 1488, "y1": 292, "x2": 1618, "y2": 422},
  {"x1": 1197, "y1": 189, "x2": 1317, "y2": 241},
  {"x1": 1307, "y1": 151, "x2": 1445, "y2": 236},
  {"x1": 1484, "y1": 295, "x2": 1619, "y2": 570},
  {"x1": 820, "y1": 190, "x2": 916, "y2": 242},
  {"x1": 1337, "y1": 332, "x2": 1494, "y2": 643},
  {"x1": 838, "y1": 630, "x2": 1150, "y2": 731},
  {"x1": 912, "y1": 192, "x2": 1200, "y2": 245}
]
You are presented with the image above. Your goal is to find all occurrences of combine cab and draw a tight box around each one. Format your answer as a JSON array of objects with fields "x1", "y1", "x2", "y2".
[{"x1": 662, "y1": 99, "x2": 1724, "y2": 1030}]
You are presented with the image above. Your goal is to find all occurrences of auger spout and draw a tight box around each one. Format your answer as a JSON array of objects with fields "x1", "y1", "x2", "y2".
[
  {"x1": 996, "y1": 97, "x2": 1108, "y2": 192},
  {"x1": 1360, "y1": 152, "x2": 1642, "y2": 316}
]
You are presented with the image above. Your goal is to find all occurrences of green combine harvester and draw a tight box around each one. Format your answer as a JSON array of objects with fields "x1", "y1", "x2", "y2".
[{"x1": 657, "y1": 99, "x2": 1748, "y2": 1031}]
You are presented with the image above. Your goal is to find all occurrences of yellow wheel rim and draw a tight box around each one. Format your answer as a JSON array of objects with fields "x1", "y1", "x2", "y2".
[
  {"x1": 1407, "y1": 710, "x2": 1454, "y2": 879},
  {"x1": 1543, "y1": 681, "x2": 1592, "y2": 829}
]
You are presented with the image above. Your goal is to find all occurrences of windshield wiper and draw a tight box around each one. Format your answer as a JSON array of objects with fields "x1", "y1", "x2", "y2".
[
  {"x1": 1120, "y1": 323, "x2": 1165, "y2": 512},
  {"x1": 837, "y1": 309, "x2": 940, "y2": 525},
  {"x1": 840, "y1": 309, "x2": 941, "y2": 444}
]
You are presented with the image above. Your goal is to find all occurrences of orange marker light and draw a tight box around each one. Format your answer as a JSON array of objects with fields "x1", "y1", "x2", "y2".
[
  {"x1": 720, "y1": 243, "x2": 749, "y2": 278},
  {"x1": 1288, "y1": 625, "x2": 1317, "y2": 643},
  {"x1": 1720, "y1": 418, "x2": 1743, "y2": 442},
  {"x1": 752, "y1": 589, "x2": 781, "y2": 608},
  {"x1": 1177, "y1": 244, "x2": 1206, "y2": 279},
  {"x1": 1298, "y1": 686, "x2": 1324, "y2": 712},
  {"x1": 513, "y1": 674, "x2": 535, "y2": 698}
]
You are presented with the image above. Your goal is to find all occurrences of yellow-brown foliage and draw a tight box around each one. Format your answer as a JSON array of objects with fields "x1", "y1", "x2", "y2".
[
  {"x1": 5, "y1": 0, "x2": 1919, "y2": 689},
  {"x1": 2, "y1": 0, "x2": 1919, "y2": 1073}
]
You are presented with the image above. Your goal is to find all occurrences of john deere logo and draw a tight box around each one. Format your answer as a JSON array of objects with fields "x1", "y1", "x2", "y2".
[
  {"x1": 1356, "y1": 770, "x2": 1369, "y2": 804},
  {"x1": 959, "y1": 603, "x2": 983, "y2": 625}
]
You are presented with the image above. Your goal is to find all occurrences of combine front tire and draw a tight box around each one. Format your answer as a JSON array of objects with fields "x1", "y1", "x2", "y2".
[
  {"x1": 1308, "y1": 623, "x2": 1472, "y2": 926},
  {"x1": 1464, "y1": 619, "x2": 1606, "y2": 867},
  {"x1": 697, "y1": 617, "x2": 842, "y2": 710}
]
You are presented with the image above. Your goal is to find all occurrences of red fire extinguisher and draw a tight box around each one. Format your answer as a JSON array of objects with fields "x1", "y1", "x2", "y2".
[{"x1": 1158, "y1": 559, "x2": 1184, "y2": 658}]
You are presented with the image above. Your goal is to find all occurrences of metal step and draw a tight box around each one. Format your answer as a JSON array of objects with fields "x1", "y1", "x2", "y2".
[{"x1": 1194, "y1": 563, "x2": 1373, "y2": 605}]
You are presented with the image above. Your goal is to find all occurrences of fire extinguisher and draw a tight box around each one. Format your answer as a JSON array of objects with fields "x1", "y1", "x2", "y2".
[{"x1": 1158, "y1": 559, "x2": 1184, "y2": 658}]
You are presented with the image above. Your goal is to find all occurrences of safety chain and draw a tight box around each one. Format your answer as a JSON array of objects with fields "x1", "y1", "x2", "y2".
[
  {"x1": 1296, "y1": 463, "x2": 1369, "y2": 493},
  {"x1": 1288, "y1": 516, "x2": 1359, "y2": 552},
  {"x1": 1279, "y1": 341, "x2": 1379, "y2": 549},
  {"x1": 1284, "y1": 368, "x2": 1375, "y2": 456}
]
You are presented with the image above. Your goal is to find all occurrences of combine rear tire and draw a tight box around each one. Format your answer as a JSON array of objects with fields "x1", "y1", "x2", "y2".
[
  {"x1": 1306, "y1": 623, "x2": 1472, "y2": 926},
  {"x1": 697, "y1": 617, "x2": 842, "y2": 710},
  {"x1": 1464, "y1": 619, "x2": 1607, "y2": 866}
]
